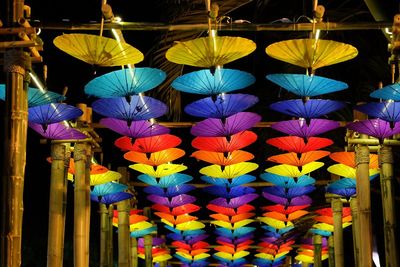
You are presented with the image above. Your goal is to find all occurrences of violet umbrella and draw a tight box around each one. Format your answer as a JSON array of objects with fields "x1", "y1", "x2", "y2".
[
  {"x1": 262, "y1": 192, "x2": 313, "y2": 206},
  {"x1": 138, "y1": 237, "x2": 166, "y2": 247},
  {"x1": 209, "y1": 193, "x2": 258, "y2": 208},
  {"x1": 147, "y1": 194, "x2": 197, "y2": 208},
  {"x1": 29, "y1": 122, "x2": 87, "y2": 140},
  {"x1": 271, "y1": 118, "x2": 340, "y2": 139},
  {"x1": 346, "y1": 118, "x2": 400, "y2": 140},
  {"x1": 100, "y1": 118, "x2": 169, "y2": 139}
]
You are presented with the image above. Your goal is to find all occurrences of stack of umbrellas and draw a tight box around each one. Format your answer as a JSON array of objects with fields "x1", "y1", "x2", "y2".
[
  {"x1": 112, "y1": 209, "x2": 156, "y2": 239},
  {"x1": 294, "y1": 237, "x2": 329, "y2": 263},
  {"x1": 137, "y1": 237, "x2": 172, "y2": 263},
  {"x1": 308, "y1": 207, "x2": 353, "y2": 238}
]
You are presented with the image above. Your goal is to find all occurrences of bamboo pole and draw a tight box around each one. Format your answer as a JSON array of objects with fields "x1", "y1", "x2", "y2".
[
  {"x1": 144, "y1": 235, "x2": 153, "y2": 267},
  {"x1": 1, "y1": 48, "x2": 30, "y2": 267},
  {"x1": 378, "y1": 145, "x2": 399, "y2": 267},
  {"x1": 313, "y1": 235, "x2": 322, "y2": 267},
  {"x1": 100, "y1": 203, "x2": 109, "y2": 267},
  {"x1": 117, "y1": 167, "x2": 131, "y2": 267},
  {"x1": 350, "y1": 198, "x2": 360, "y2": 267},
  {"x1": 328, "y1": 236, "x2": 335, "y2": 267},
  {"x1": 332, "y1": 199, "x2": 344, "y2": 267},
  {"x1": 47, "y1": 143, "x2": 70, "y2": 267},
  {"x1": 108, "y1": 205, "x2": 114, "y2": 267},
  {"x1": 130, "y1": 237, "x2": 138, "y2": 267}
]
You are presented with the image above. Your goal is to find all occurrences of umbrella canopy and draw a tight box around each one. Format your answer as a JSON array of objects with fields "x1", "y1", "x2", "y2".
[
  {"x1": 209, "y1": 194, "x2": 258, "y2": 208},
  {"x1": 137, "y1": 173, "x2": 193, "y2": 188},
  {"x1": 192, "y1": 131, "x2": 257, "y2": 152},
  {"x1": 28, "y1": 103, "x2": 83, "y2": 127},
  {"x1": 91, "y1": 182, "x2": 128, "y2": 197},
  {"x1": 329, "y1": 151, "x2": 379, "y2": 169},
  {"x1": 114, "y1": 134, "x2": 181, "y2": 152},
  {"x1": 262, "y1": 204, "x2": 311, "y2": 214},
  {"x1": 260, "y1": 173, "x2": 315, "y2": 188},
  {"x1": 100, "y1": 118, "x2": 169, "y2": 138},
  {"x1": 152, "y1": 203, "x2": 200, "y2": 216},
  {"x1": 203, "y1": 185, "x2": 256, "y2": 198},
  {"x1": 53, "y1": 33, "x2": 144, "y2": 66},
  {"x1": 211, "y1": 219, "x2": 254, "y2": 230},
  {"x1": 201, "y1": 174, "x2": 256, "y2": 187},
  {"x1": 29, "y1": 122, "x2": 87, "y2": 140},
  {"x1": 270, "y1": 99, "x2": 346, "y2": 119},
  {"x1": 130, "y1": 226, "x2": 157, "y2": 238},
  {"x1": 124, "y1": 148, "x2": 185, "y2": 165},
  {"x1": 172, "y1": 240, "x2": 210, "y2": 251},
  {"x1": 207, "y1": 203, "x2": 255, "y2": 216},
  {"x1": 271, "y1": 118, "x2": 340, "y2": 139},
  {"x1": 214, "y1": 227, "x2": 256, "y2": 239},
  {"x1": 84, "y1": 67, "x2": 166, "y2": 98},
  {"x1": 262, "y1": 193, "x2": 313, "y2": 206},
  {"x1": 370, "y1": 82, "x2": 400, "y2": 101},
  {"x1": 263, "y1": 186, "x2": 316, "y2": 198},
  {"x1": 353, "y1": 102, "x2": 400, "y2": 124},
  {"x1": 68, "y1": 161, "x2": 108, "y2": 175},
  {"x1": 138, "y1": 237, "x2": 166, "y2": 247},
  {"x1": 267, "y1": 136, "x2": 333, "y2": 153},
  {"x1": 217, "y1": 234, "x2": 254, "y2": 245},
  {"x1": 143, "y1": 184, "x2": 195, "y2": 197},
  {"x1": 92, "y1": 96, "x2": 168, "y2": 124},
  {"x1": 267, "y1": 151, "x2": 330, "y2": 166},
  {"x1": 327, "y1": 163, "x2": 380, "y2": 179},
  {"x1": 185, "y1": 94, "x2": 259, "y2": 118},
  {"x1": 190, "y1": 112, "x2": 261, "y2": 137},
  {"x1": 130, "y1": 163, "x2": 187, "y2": 177},
  {"x1": 265, "y1": 39, "x2": 358, "y2": 70},
  {"x1": 156, "y1": 212, "x2": 197, "y2": 226},
  {"x1": 0, "y1": 84, "x2": 65, "y2": 107},
  {"x1": 199, "y1": 162, "x2": 259, "y2": 179},
  {"x1": 210, "y1": 213, "x2": 255, "y2": 223},
  {"x1": 326, "y1": 178, "x2": 357, "y2": 189},
  {"x1": 326, "y1": 187, "x2": 356, "y2": 198},
  {"x1": 87, "y1": 170, "x2": 122, "y2": 186},
  {"x1": 315, "y1": 207, "x2": 352, "y2": 217},
  {"x1": 258, "y1": 217, "x2": 294, "y2": 229},
  {"x1": 166, "y1": 36, "x2": 256, "y2": 67},
  {"x1": 191, "y1": 150, "x2": 254, "y2": 166},
  {"x1": 91, "y1": 191, "x2": 133, "y2": 205},
  {"x1": 346, "y1": 119, "x2": 400, "y2": 139},
  {"x1": 213, "y1": 251, "x2": 250, "y2": 261},
  {"x1": 265, "y1": 162, "x2": 324, "y2": 178},
  {"x1": 147, "y1": 194, "x2": 196, "y2": 208}
]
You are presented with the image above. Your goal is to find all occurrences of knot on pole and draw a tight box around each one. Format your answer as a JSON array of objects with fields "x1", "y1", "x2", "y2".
[
  {"x1": 51, "y1": 143, "x2": 66, "y2": 161},
  {"x1": 3, "y1": 49, "x2": 31, "y2": 75},
  {"x1": 355, "y1": 146, "x2": 370, "y2": 165},
  {"x1": 379, "y1": 145, "x2": 393, "y2": 165}
]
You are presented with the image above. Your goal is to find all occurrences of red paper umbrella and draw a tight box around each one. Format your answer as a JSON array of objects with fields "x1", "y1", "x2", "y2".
[
  {"x1": 262, "y1": 204, "x2": 310, "y2": 214},
  {"x1": 267, "y1": 136, "x2": 333, "y2": 153},
  {"x1": 114, "y1": 134, "x2": 182, "y2": 152},
  {"x1": 123, "y1": 148, "x2": 185, "y2": 165},
  {"x1": 267, "y1": 151, "x2": 330, "y2": 167},
  {"x1": 263, "y1": 210, "x2": 309, "y2": 222},
  {"x1": 151, "y1": 203, "x2": 200, "y2": 216},
  {"x1": 113, "y1": 209, "x2": 143, "y2": 218},
  {"x1": 209, "y1": 212, "x2": 255, "y2": 223},
  {"x1": 191, "y1": 150, "x2": 254, "y2": 166},
  {"x1": 155, "y1": 212, "x2": 197, "y2": 225},
  {"x1": 191, "y1": 130, "x2": 257, "y2": 152},
  {"x1": 215, "y1": 244, "x2": 250, "y2": 254},
  {"x1": 314, "y1": 207, "x2": 352, "y2": 217},
  {"x1": 172, "y1": 241, "x2": 209, "y2": 251},
  {"x1": 314, "y1": 215, "x2": 352, "y2": 224},
  {"x1": 217, "y1": 239, "x2": 254, "y2": 248},
  {"x1": 206, "y1": 203, "x2": 255, "y2": 216},
  {"x1": 329, "y1": 152, "x2": 379, "y2": 169}
]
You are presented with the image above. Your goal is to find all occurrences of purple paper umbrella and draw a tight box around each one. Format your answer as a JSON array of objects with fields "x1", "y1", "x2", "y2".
[
  {"x1": 143, "y1": 184, "x2": 196, "y2": 197},
  {"x1": 302, "y1": 237, "x2": 328, "y2": 247},
  {"x1": 138, "y1": 237, "x2": 165, "y2": 247},
  {"x1": 263, "y1": 185, "x2": 316, "y2": 198},
  {"x1": 203, "y1": 185, "x2": 256, "y2": 198},
  {"x1": 262, "y1": 192, "x2": 312, "y2": 206},
  {"x1": 28, "y1": 103, "x2": 83, "y2": 129},
  {"x1": 271, "y1": 118, "x2": 340, "y2": 139},
  {"x1": 92, "y1": 96, "x2": 168, "y2": 124},
  {"x1": 147, "y1": 194, "x2": 196, "y2": 207},
  {"x1": 270, "y1": 99, "x2": 346, "y2": 119},
  {"x1": 100, "y1": 118, "x2": 169, "y2": 139},
  {"x1": 167, "y1": 233, "x2": 209, "y2": 243},
  {"x1": 353, "y1": 102, "x2": 400, "y2": 125},
  {"x1": 29, "y1": 122, "x2": 87, "y2": 140},
  {"x1": 91, "y1": 192, "x2": 133, "y2": 205},
  {"x1": 346, "y1": 119, "x2": 400, "y2": 140},
  {"x1": 184, "y1": 94, "x2": 259, "y2": 118},
  {"x1": 326, "y1": 187, "x2": 356, "y2": 198},
  {"x1": 209, "y1": 193, "x2": 258, "y2": 208},
  {"x1": 217, "y1": 233, "x2": 254, "y2": 245},
  {"x1": 190, "y1": 112, "x2": 261, "y2": 137}
]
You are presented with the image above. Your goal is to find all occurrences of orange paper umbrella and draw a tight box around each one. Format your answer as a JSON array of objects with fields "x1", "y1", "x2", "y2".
[
  {"x1": 191, "y1": 130, "x2": 257, "y2": 152},
  {"x1": 151, "y1": 203, "x2": 200, "y2": 216},
  {"x1": 191, "y1": 150, "x2": 254, "y2": 166},
  {"x1": 155, "y1": 212, "x2": 197, "y2": 226},
  {"x1": 315, "y1": 207, "x2": 352, "y2": 217},
  {"x1": 114, "y1": 134, "x2": 182, "y2": 152},
  {"x1": 124, "y1": 148, "x2": 185, "y2": 165},
  {"x1": 262, "y1": 204, "x2": 310, "y2": 214},
  {"x1": 209, "y1": 212, "x2": 255, "y2": 223},
  {"x1": 172, "y1": 241, "x2": 209, "y2": 251},
  {"x1": 329, "y1": 151, "x2": 379, "y2": 169},
  {"x1": 112, "y1": 214, "x2": 148, "y2": 225},
  {"x1": 267, "y1": 151, "x2": 330, "y2": 167},
  {"x1": 314, "y1": 215, "x2": 352, "y2": 224},
  {"x1": 267, "y1": 136, "x2": 333, "y2": 153},
  {"x1": 263, "y1": 210, "x2": 309, "y2": 222}
]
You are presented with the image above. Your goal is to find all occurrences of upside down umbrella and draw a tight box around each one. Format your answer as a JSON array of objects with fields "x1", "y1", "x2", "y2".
[
  {"x1": 201, "y1": 174, "x2": 256, "y2": 187},
  {"x1": 260, "y1": 172, "x2": 315, "y2": 188},
  {"x1": 217, "y1": 233, "x2": 254, "y2": 245},
  {"x1": 147, "y1": 194, "x2": 196, "y2": 207},
  {"x1": 370, "y1": 82, "x2": 400, "y2": 100},
  {"x1": 346, "y1": 119, "x2": 400, "y2": 140},
  {"x1": 263, "y1": 210, "x2": 309, "y2": 221},
  {"x1": 214, "y1": 227, "x2": 256, "y2": 239},
  {"x1": 28, "y1": 103, "x2": 83, "y2": 129},
  {"x1": 137, "y1": 173, "x2": 193, "y2": 188},
  {"x1": 124, "y1": 148, "x2": 185, "y2": 165},
  {"x1": 263, "y1": 185, "x2": 316, "y2": 198},
  {"x1": 53, "y1": 33, "x2": 144, "y2": 66},
  {"x1": 91, "y1": 182, "x2": 128, "y2": 197},
  {"x1": 130, "y1": 163, "x2": 187, "y2": 177},
  {"x1": 271, "y1": 118, "x2": 340, "y2": 139},
  {"x1": 29, "y1": 122, "x2": 87, "y2": 140},
  {"x1": 258, "y1": 217, "x2": 294, "y2": 229},
  {"x1": 326, "y1": 178, "x2": 357, "y2": 189},
  {"x1": 353, "y1": 102, "x2": 400, "y2": 125},
  {"x1": 315, "y1": 207, "x2": 352, "y2": 217},
  {"x1": 85, "y1": 170, "x2": 121, "y2": 186},
  {"x1": 327, "y1": 163, "x2": 380, "y2": 179},
  {"x1": 203, "y1": 185, "x2": 255, "y2": 198},
  {"x1": 262, "y1": 204, "x2": 311, "y2": 214},
  {"x1": 84, "y1": 67, "x2": 166, "y2": 98},
  {"x1": 100, "y1": 118, "x2": 169, "y2": 139},
  {"x1": 326, "y1": 187, "x2": 356, "y2": 198},
  {"x1": 199, "y1": 162, "x2": 258, "y2": 178},
  {"x1": 262, "y1": 192, "x2": 312, "y2": 206},
  {"x1": 267, "y1": 136, "x2": 333, "y2": 153},
  {"x1": 209, "y1": 194, "x2": 258, "y2": 208},
  {"x1": 156, "y1": 212, "x2": 197, "y2": 226},
  {"x1": 211, "y1": 219, "x2": 254, "y2": 230},
  {"x1": 114, "y1": 134, "x2": 181, "y2": 152},
  {"x1": 68, "y1": 161, "x2": 108, "y2": 175},
  {"x1": 265, "y1": 162, "x2": 324, "y2": 178},
  {"x1": 152, "y1": 203, "x2": 200, "y2": 216},
  {"x1": 191, "y1": 150, "x2": 254, "y2": 166},
  {"x1": 91, "y1": 191, "x2": 133, "y2": 205},
  {"x1": 143, "y1": 184, "x2": 195, "y2": 197},
  {"x1": 210, "y1": 212, "x2": 255, "y2": 223},
  {"x1": 329, "y1": 151, "x2": 379, "y2": 169},
  {"x1": 267, "y1": 151, "x2": 330, "y2": 166},
  {"x1": 172, "y1": 240, "x2": 209, "y2": 250},
  {"x1": 207, "y1": 203, "x2": 255, "y2": 216},
  {"x1": 192, "y1": 130, "x2": 257, "y2": 152}
]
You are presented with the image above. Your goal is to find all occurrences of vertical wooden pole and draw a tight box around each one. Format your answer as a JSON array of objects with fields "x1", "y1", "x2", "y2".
[
  {"x1": 313, "y1": 235, "x2": 322, "y2": 267},
  {"x1": 100, "y1": 203, "x2": 109, "y2": 267},
  {"x1": 117, "y1": 167, "x2": 131, "y2": 267},
  {"x1": 130, "y1": 237, "x2": 138, "y2": 267},
  {"x1": 144, "y1": 235, "x2": 153, "y2": 267},
  {"x1": 328, "y1": 236, "x2": 335, "y2": 267},
  {"x1": 47, "y1": 143, "x2": 70, "y2": 267},
  {"x1": 350, "y1": 198, "x2": 360, "y2": 267},
  {"x1": 378, "y1": 145, "x2": 399, "y2": 267},
  {"x1": 332, "y1": 198, "x2": 344, "y2": 267},
  {"x1": 108, "y1": 205, "x2": 114, "y2": 267}
]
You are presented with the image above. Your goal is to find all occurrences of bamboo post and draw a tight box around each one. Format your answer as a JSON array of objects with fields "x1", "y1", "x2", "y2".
[
  {"x1": 130, "y1": 237, "x2": 138, "y2": 267},
  {"x1": 73, "y1": 142, "x2": 91, "y2": 267},
  {"x1": 47, "y1": 143, "x2": 70, "y2": 267},
  {"x1": 108, "y1": 205, "x2": 114, "y2": 267},
  {"x1": 328, "y1": 236, "x2": 335, "y2": 267},
  {"x1": 350, "y1": 198, "x2": 360, "y2": 267},
  {"x1": 313, "y1": 235, "x2": 322, "y2": 267},
  {"x1": 117, "y1": 167, "x2": 131, "y2": 267},
  {"x1": 378, "y1": 145, "x2": 399, "y2": 266},
  {"x1": 144, "y1": 235, "x2": 153, "y2": 267},
  {"x1": 100, "y1": 203, "x2": 109, "y2": 267},
  {"x1": 1, "y1": 48, "x2": 30, "y2": 267},
  {"x1": 332, "y1": 198, "x2": 344, "y2": 267}
]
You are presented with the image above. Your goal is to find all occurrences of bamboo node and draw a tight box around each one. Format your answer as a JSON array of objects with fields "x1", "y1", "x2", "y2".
[
  {"x1": 379, "y1": 145, "x2": 393, "y2": 165},
  {"x1": 3, "y1": 49, "x2": 31, "y2": 74},
  {"x1": 51, "y1": 143, "x2": 66, "y2": 161},
  {"x1": 355, "y1": 146, "x2": 370, "y2": 165}
]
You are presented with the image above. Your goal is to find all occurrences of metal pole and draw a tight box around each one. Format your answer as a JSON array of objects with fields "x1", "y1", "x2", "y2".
[
  {"x1": 47, "y1": 143, "x2": 70, "y2": 267},
  {"x1": 313, "y1": 235, "x2": 322, "y2": 267},
  {"x1": 332, "y1": 199, "x2": 344, "y2": 267},
  {"x1": 117, "y1": 167, "x2": 131, "y2": 267},
  {"x1": 100, "y1": 203, "x2": 109, "y2": 267},
  {"x1": 350, "y1": 198, "x2": 360, "y2": 267}
]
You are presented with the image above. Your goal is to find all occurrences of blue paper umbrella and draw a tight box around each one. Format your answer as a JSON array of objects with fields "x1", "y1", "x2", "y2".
[
  {"x1": 184, "y1": 94, "x2": 259, "y2": 118},
  {"x1": 309, "y1": 228, "x2": 332, "y2": 237},
  {"x1": 28, "y1": 103, "x2": 83, "y2": 128},
  {"x1": 262, "y1": 192, "x2": 312, "y2": 206},
  {"x1": 326, "y1": 178, "x2": 356, "y2": 189},
  {"x1": 370, "y1": 83, "x2": 400, "y2": 101},
  {"x1": 263, "y1": 186, "x2": 315, "y2": 198},
  {"x1": 214, "y1": 227, "x2": 256, "y2": 239},
  {"x1": 271, "y1": 119, "x2": 340, "y2": 139},
  {"x1": 260, "y1": 173, "x2": 316, "y2": 188},
  {"x1": 201, "y1": 174, "x2": 256, "y2": 187},
  {"x1": 92, "y1": 96, "x2": 167, "y2": 123},
  {"x1": 100, "y1": 118, "x2": 169, "y2": 138},
  {"x1": 165, "y1": 225, "x2": 205, "y2": 236},
  {"x1": 213, "y1": 255, "x2": 247, "y2": 265},
  {"x1": 91, "y1": 182, "x2": 128, "y2": 197},
  {"x1": 137, "y1": 173, "x2": 193, "y2": 188},
  {"x1": 0, "y1": 84, "x2": 65, "y2": 107},
  {"x1": 130, "y1": 226, "x2": 157, "y2": 238},
  {"x1": 171, "y1": 68, "x2": 255, "y2": 95},
  {"x1": 270, "y1": 99, "x2": 346, "y2": 119},
  {"x1": 261, "y1": 225, "x2": 294, "y2": 237},
  {"x1": 84, "y1": 67, "x2": 166, "y2": 98},
  {"x1": 353, "y1": 102, "x2": 400, "y2": 124},
  {"x1": 91, "y1": 191, "x2": 133, "y2": 204},
  {"x1": 143, "y1": 184, "x2": 196, "y2": 197},
  {"x1": 147, "y1": 194, "x2": 196, "y2": 207},
  {"x1": 346, "y1": 119, "x2": 400, "y2": 139},
  {"x1": 266, "y1": 74, "x2": 348, "y2": 97},
  {"x1": 29, "y1": 122, "x2": 87, "y2": 140},
  {"x1": 167, "y1": 232, "x2": 208, "y2": 242},
  {"x1": 326, "y1": 187, "x2": 356, "y2": 198},
  {"x1": 203, "y1": 185, "x2": 256, "y2": 198}
]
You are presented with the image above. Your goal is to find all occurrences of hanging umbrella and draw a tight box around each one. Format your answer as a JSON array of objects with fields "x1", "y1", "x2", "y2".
[
  {"x1": 265, "y1": 39, "x2": 358, "y2": 70},
  {"x1": 53, "y1": 33, "x2": 144, "y2": 66},
  {"x1": 172, "y1": 240, "x2": 210, "y2": 251},
  {"x1": 271, "y1": 118, "x2": 340, "y2": 139},
  {"x1": 124, "y1": 148, "x2": 185, "y2": 165},
  {"x1": 207, "y1": 203, "x2": 255, "y2": 216},
  {"x1": 88, "y1": 170, "x2": 122, "y2": 186},
  {"x1": 113, "y1": 214, "x2": 148, "y2": 226},
  {"x1": 353, "y1": 102, "x2": 400, "y2": 125},
  {"x1": 0, "y1": 84, "x2": 65, "y2": 107},
  {"x1": 346, "y1": 119, "x2": 400, "y2": 140},
  {"x1": 263, "y1": 186, "x2": 316, "y2": 199},
  {"x1": 211, "y1": 219, "x2": 254, "y2": 230},
  {"x1": 314, "y1": 215, "x2": 353, "y2": 224},
  {"x1": 192, "y1": 130, "x2": 257, "y2": 152},
  {"x1": 100, "y1": 118, "x2": 169, "y2": 139},
  {"x1": 327, "y1": 163, "x2": 380, "y2": 179},
  {"x1": 215, "y1": 227, "x2": 256, "y2": 239},
  {"x1": 260, "y1": 172, "x2": 315, "y2": 188},
  {"x1": 201, "y1": 174, "x2": 256, "y2": 187},
  {"x1": 191, "y1": 112, "x2": 261, "y2": 137},
  {"x1": 329, "y1": 151, "x2": 379, "y2": 169},
  {"x1": 263, "y1": 210, "x2": 309, "y2": 222},
  {"x1": 167, "y1": 232, "x2": 208, "y2": 242},
  {"x1": 210, "y1": 212, "x2": 255, "y2": 223},
  {"x1": 209, "y1": 193, "x2": 258, "y2": 208},
  {"x1": 261, "y1": 225, "x2": 294, "y2": 238},
  {"x1": 370, "y1": 82, "x2": 400, "y2": 100},
  {"x1": 326, "y1": 178, "x2": 357, "y2": 190},
  {"x1": 68, "y1": 160, "x2": 108, "y2": 175},
  {"x1": 262, "y1": 192, "x2": 312, "y2": 206},
  {"x1": 265, "y1": 162, "x2": 324, "y2": 178},
  {"x1": 326, "y1": 187, "x2": 356, "y2": 199},
  {"x1": 130, "y1": 163, "x2": 187, "y2": 177},
  {"x1": 267, "y1": 136, "x2": 333, "y2": 153},
  {"x1": 84, "y1": 67, "x2": 166, "y2": 98},
  {"x1": 315, "y1": 207, "x2": 352, "y2": 217},
  {"x1": 199, "y1": 162, "x2": 258, "y2": 179},
  {"x1": 185, "y1": 94, "x2": 259, "y2": 118},
  {"x1": 92, "y1": 96, "x2": 168, "y2": 124},
  {"x1": 152, "y1": 203, "x2": 200, "y2": 216},
  {"x1": 174, "y1": 221, "x2": 206, "y2": 231},
  {"x1": 143, "y1": 184, "x2": 195, "y2": 197},
  {"x1": 137, "y1": 237, "x2": 165, "y2": 247},
  {"x1": 267, "y1": 151, "x2": 330, "y2": 166},
  {"x1": 155, "y1": 212, "x2": 197, "y2": 226},
  {"x1": 147, "y1": 194, "x2": 196, "y2": 207},
  {"x1": 213, "y1": 251, "x2": 250, "y2": 261},
  {"x1": 175, "y1": 248, "x2": 209, "y2": 257},
  {"x1": 214, "y1": 244, "x2": 250, "y2": 254},
  {"x1": 137, "y1": 173, "x2": 193, "y2": 188},
  {"x1": 191, "y1": 150, "x2": 254, "y2": 166},
  {"x1": 114, "y1": 134, "x2": 181, "y2": 152},
  {"x1": 258, "y1": 217, "x2": 294, "y2": 229},
  {"x1": 216, "y1": 233, "x2": 254, "y2": 245},
  {"x1": 91, "y1": 191, "x2": 133, "y2": 205},
  {"x1": 217, "y1": 239, "x2": 254, "y2": 248},
  {"x1": 175, "y1": 252, "x2": 210, "y2": 262},
  {"x1": 130, "y1": 226, "x2": 157, "y2": 238},
  {"x1": 262, "y1": 204, "x2": 311, "y2": 214},
  {"x1": 203, "y1": 185, "x2": 255, "y2": 198},
  {"x1": 90, "y1": 182, "x2": 127, "y2": 197},
  {"x1": 29, "y1": 122, "x2": 87, "y2": 140},
  {"x1": 312, "y1": 222, "x2": 352, "y2": 232}
]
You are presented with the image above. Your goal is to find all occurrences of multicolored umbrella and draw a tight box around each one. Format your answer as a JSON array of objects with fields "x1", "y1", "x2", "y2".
[
  {"x1": 346, "y1": 119, "x2": 400, "y2": 139},
  {"x1": 329, "y1": 151, "x2": 379, "y2": 169},
  {"x1": 84, "y1": 67, "x2": 166, "y2": 98},
  {"x1": 209, "y1": 194, "x2": 258, "y2": 208},
  {"x1": 267, "y1": 136, "x2": 333, "y2": 153},
  {"x1": 130, "y1": 163, "x2": 187, "y2": 177},
  {"x1": 190, "y1": 112, "x2": 261, "y2": 137},
  {"x1": 201, "y1": 174, "x2": 256, "y2": 187},
  {"x1": 137, "y1": 173, "x2": 193, "y2": 188},
  {"x1": 100, "y1": 118, "x2": 169, "y2": 138},
  {"x1": 28, "y1": 103, "x2": 83, "y2": 129},
  {"x1": 29, "y1": 122, "x2": 87, "y2": 140},
  {"x1": 114, "y1": 134, "x2": 181, "y2": 152},
  {"x1": 327, "y1": 163, "x2": 380, "y2": 179},
  {"x1": 124, "y1": 148, "x2": 185, "y2": 165},
  {"x1": 267, "y1": 151, "x2": 330, "y2": 166},
  {"x1": 271, "y1": 118, "x2": 340, "y2": 139},
  {"x1": 184, "y1": 94, "x2": 259, "y2": 118},
  {"x1": 260, "y1": 173, "x2": 315, "y2": 188},
  {"x1": 147, "y1": 194, "x2": 196, "y2": 208},
  {"x1": 353, "y1": 102, "x2": 400, "y2": 124},
  {"x1": 203, "y1": 185, "x2": 256, "y2": 198},
  {"x1": 265, "y1": 162, "x2": 324, "y2": 178},
  {"x1": 192, "y1": 131, "x2": 257, "y2": 152},
  {"x1": 191, "y1": 150, "x2": 254, "y2": 166},
  {"x1": 199, "y1": 162, "x2": 258, "y2": 178},
  {"x1": 53, "y1": 33, "x2": 144, "y2": 66},
  {"x1": 143, "y1": 184, "x2": 195, "y2": 197},
  {"x1": 370, "y1": 82, "x2": 400, "y2": 101}
]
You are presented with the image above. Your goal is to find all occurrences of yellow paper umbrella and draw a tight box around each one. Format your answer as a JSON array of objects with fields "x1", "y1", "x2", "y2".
[
  {"x1": 265, "y1": 162, "x2": 324, "y2": 178},
  {"x1": 295, "y1": 253, "x2": 329, "y2": 263},
  {"x1": 53, "y1": 33, "x2": 144, "y2": 66},
  {"x1": 329, "y1": 152, "x2": 379, "y2": 169},
  {"x1": 152, "y1": 254, "x2": 172, "y2": 263},
  {"x1": 214, "y1": 251, "x2": 250, "y2": 261},
  {"x1": 175, "y1": 221, "x2": 206, "y2": 231},
  {"x1": 124, "y1": 148, "x2": 185, "y2": 166},
  {"x1": 209, "y1": 213, "x2": 255, "y2": 223},
  {"x1": 258, "y1": 217, "x2": 294, "y2": 229},
  {"x1": 211, "y1": 219, "x2": 254, "y2": 229},
  {"x1": 155, "y1": 212, "x2": 197, "y2": 226},
  {"x1": 199, "y1": 162, "x2": 258, "y2": 179},
  {"x1": 191, "y1": 150, "x2": 254, "y2": 166},
  {"x1": 129, "y1": 163, "x2": 187, "y2": 177},
  {"x1": 255, "y1": 252, "x2": 274, "y2": 260},
  {"x1": 126, "y1": 221, "x2": 155, "y2": 232},
  {"x1": 176, "y1": 251, "x2": 210, "y2": 261},
  {"x1": 266, "y1": 38, "x2": 358, "y2": 70},
  {"x1": 166, "y1": 36, "x2": 256, "y2": 67},
  {"x1": 312, "y1": 222, "x2": 352, "y2": 232},
  {"x1": 327, "y1": 163, "x2": 380, "y2": 179},
  {"x1": 267, "y1": 151, "x2": 330, "y2": 167}
]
